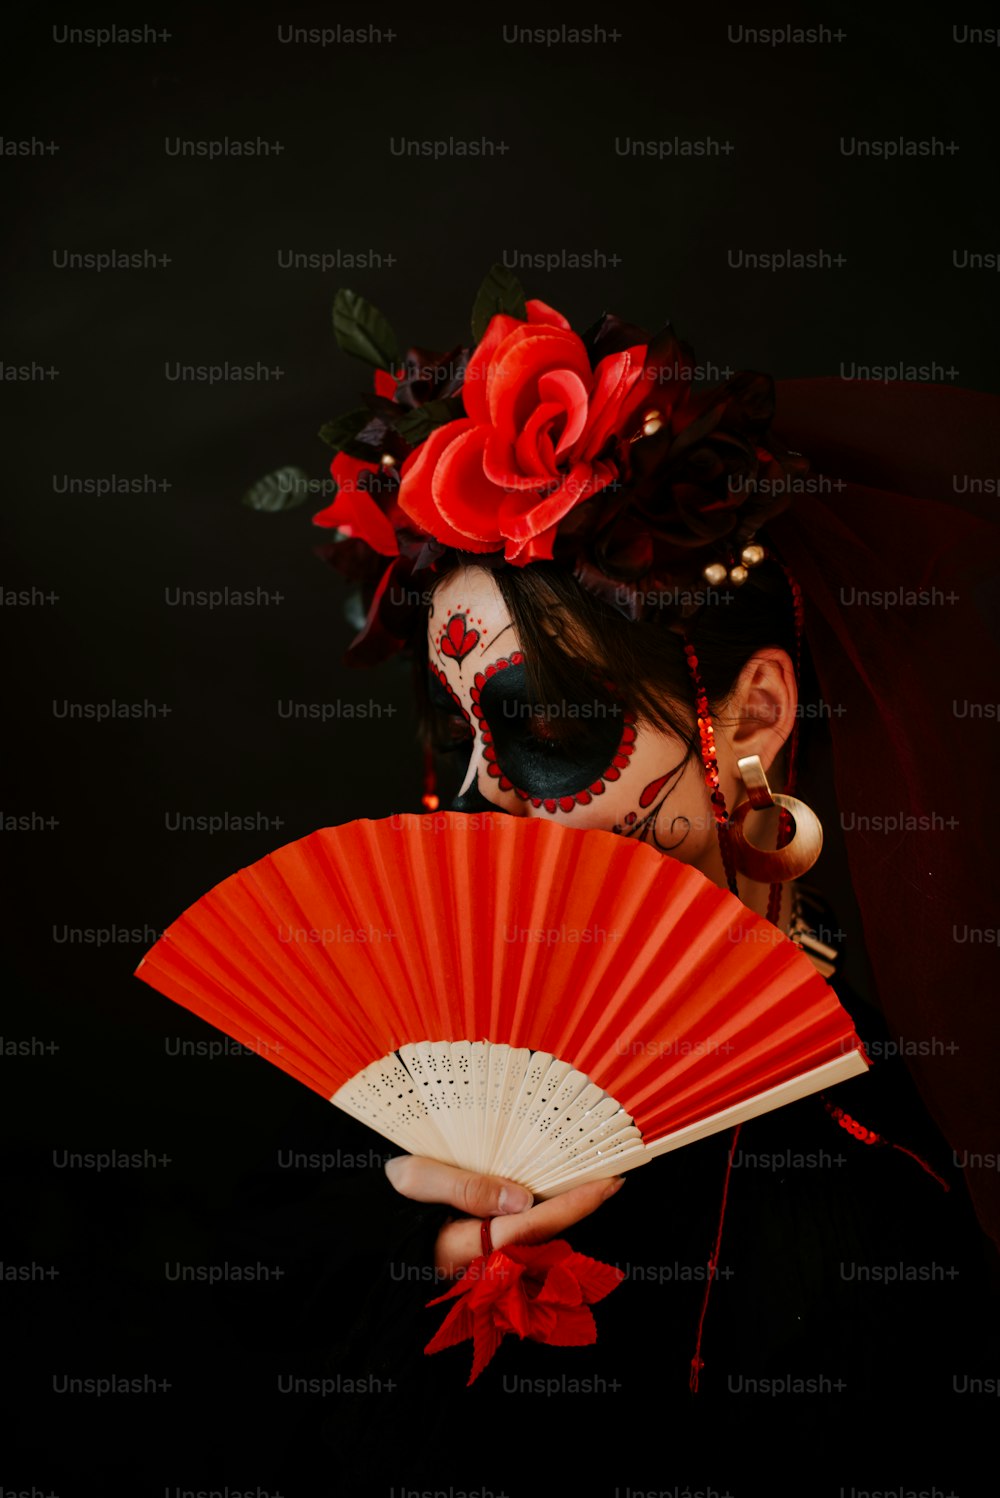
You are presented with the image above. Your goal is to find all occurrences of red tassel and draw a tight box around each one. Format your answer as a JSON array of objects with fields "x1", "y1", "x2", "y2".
[{"x1": 689, "y1": 1123, "x2": 741, "y2": 1393}]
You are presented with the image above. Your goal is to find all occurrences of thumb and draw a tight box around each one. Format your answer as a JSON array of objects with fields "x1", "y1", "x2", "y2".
[
  {"x1": 384, "y1": 1155, "x2": 534, "y2": 1216},
  {"x1": 492, "y1": 1176, "x2": 625, "y2": 1251}
]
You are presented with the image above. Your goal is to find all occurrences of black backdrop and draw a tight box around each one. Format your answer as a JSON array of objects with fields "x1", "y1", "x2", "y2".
[{"x1": 4, "y1": 9, "x2": 999, "y2": 1492}]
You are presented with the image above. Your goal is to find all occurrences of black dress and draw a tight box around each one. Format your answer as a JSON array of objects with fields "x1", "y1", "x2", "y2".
[{"x1": 212, "y1": 909, "x2": 998, "y2": 1492}]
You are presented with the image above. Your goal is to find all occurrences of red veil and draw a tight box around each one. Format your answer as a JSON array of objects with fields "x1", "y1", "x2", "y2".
[{"x1": 768, "y1": 379, "x2": 1000, "y2": 1247}]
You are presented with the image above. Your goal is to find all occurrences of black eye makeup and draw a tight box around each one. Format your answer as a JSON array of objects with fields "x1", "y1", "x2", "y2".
[{"x1": 470, "y1": 654, "x2": 637, "y2": 812}]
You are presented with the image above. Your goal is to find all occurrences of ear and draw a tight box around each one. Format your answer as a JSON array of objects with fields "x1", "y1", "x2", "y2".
[{"x1": 721, "y1": 648, "x2": 798, "y2": 776}]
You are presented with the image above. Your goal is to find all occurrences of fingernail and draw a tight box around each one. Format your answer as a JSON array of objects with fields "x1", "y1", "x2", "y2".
[
  {"x1": 498, "y1": 1185, "x2": 533, "y2": 1214},
  {"x1": 604, "y1": 1176, "x2": 626, "y2": 1197}
]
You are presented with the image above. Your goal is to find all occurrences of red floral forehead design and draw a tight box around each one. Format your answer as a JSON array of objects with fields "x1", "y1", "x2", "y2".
[{"x1": 307, "y1": 266, "x2": 806, "y2": 664}]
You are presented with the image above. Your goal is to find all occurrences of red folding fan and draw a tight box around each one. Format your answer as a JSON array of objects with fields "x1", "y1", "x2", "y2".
[{"x1": 135, "y1": 812, "x2": 868, "y2": 1378}]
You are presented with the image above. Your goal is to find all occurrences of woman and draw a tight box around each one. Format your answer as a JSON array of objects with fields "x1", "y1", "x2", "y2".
[
  {"x1": 220, "y1": 282, "x2": 999, "y2": 1484},
  {"x1": 398, "y1": 550, "x2": 818, "y2": 1276}
]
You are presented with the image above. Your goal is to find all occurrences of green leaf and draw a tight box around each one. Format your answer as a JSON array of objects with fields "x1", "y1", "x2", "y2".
[
  {"x1": 241, "y1": 466, "x2": 313, "y2": 512},
  {"x1": 332, "y1": 288, "x2": 399, "y2": 370},
  {"x1": 317, "y1": 407, "x2": 372, "y2": 452},
  {"x1": 470, "y1": 263, "x2": 527, "y2": 343},
  {"x1": 392, "y1": 397, "x2": 464, "y2": 445}
]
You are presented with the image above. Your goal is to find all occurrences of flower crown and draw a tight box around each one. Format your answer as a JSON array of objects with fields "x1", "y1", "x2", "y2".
[{"x1": 300, "y1": 266, "x2": 806, "y2": 664}]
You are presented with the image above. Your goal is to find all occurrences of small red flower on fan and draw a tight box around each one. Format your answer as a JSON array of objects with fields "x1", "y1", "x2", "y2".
[{"x1": 424, "y1": 1238, "x2": 625, "y2": 1386}]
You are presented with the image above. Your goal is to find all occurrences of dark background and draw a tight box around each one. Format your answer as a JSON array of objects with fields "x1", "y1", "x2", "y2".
[{"x1": 3, "y1": 9, "x2": 998, "y2": 1492}]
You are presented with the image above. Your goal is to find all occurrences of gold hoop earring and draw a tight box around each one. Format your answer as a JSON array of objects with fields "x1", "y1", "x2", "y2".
[{"x1": 727, "y1": 755, "x2": 823, "y2": 882}]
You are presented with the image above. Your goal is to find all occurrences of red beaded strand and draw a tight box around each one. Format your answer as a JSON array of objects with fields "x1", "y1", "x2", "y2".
[
  {"x1": 823, "y1": 1099, "x2": 950, "y2": 1191},
  {"x1": 684, "y1": 558, "x2": 806, "y2": 922},
  {"x1": 683, "y1": 636, "x2": 739, "y2": 897}
]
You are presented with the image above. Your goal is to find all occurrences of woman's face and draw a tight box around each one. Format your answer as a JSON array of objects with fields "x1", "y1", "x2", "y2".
[{"x1": 427, "y1": 567, "x2": 731, "y2": 880}]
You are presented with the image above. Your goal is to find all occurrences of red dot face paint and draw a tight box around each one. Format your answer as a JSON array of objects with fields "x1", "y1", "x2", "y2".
[{"x1": 469, "y1": 655, "x2": 637, "y2": 809}]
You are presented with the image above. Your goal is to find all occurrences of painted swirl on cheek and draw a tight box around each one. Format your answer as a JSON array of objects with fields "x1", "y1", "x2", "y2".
[
  {"x1": 473, "y1": 657, "x2": 636, "y2": 813},
  {"x1": 612, "y1": 760, "x2": 692, "y2": 854}
]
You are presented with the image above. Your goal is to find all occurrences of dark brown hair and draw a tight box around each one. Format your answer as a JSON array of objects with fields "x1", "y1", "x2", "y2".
[{"x1": 413, "y1": 554, "x2": 817, "y2": 781}]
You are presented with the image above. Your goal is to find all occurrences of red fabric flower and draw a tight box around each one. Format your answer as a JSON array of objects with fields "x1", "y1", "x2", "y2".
[
  {"x1": 312, "y1": 452, "x2": 400, "y2": 557},
  {"x1": 303, "y1": 281, "x2": 807, "y2": 663},
  {"x1": 424, "y1": 1238, "x2": 625, "y2": 1385},
  {"x1": 397, "y1": 302, "x2": 647, "y2": 564}
]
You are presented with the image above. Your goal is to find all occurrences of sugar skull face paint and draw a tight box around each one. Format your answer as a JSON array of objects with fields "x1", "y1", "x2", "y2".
[
  {"x1": 427, "y1": 568, "x2": 745, "y2": 873},
  {"x1": 426, "y1": 658, "x2": 476, "y2": 787},
  {"x1": 433, "y1": 603, "x2": 489, "y2": 671},
  {"x1": 437, "y1": 610, "x2": 481, "y2": 665},
  {"x1": 469, "y1": 653, "x2": 634, "y2": 811}
]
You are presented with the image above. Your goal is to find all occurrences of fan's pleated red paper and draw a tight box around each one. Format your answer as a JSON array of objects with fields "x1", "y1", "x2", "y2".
[{"x1": 136, "y1": 812, "x2": 865, "y2": 1144}]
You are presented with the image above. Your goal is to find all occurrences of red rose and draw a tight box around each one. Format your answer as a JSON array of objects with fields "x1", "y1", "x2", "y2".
[{"x1": 397, "y1": 300, "x2": 647, "y2": 564}]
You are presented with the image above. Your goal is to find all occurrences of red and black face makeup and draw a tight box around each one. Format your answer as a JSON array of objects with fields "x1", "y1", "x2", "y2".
[
  {"x1": 436, "y1": 611, "x2": 481, "y2": 665},
  {"x1": 430, "y1": 652, "x2": 637, "y2": 814},
  {"x1": 427, "y1": 662, "x2": 474, "y2": 754}
]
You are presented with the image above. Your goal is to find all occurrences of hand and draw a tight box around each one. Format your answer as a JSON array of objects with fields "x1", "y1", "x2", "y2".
[{"x1": 384, "y1": 1155, "x2": 625, "y2": 1279}]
